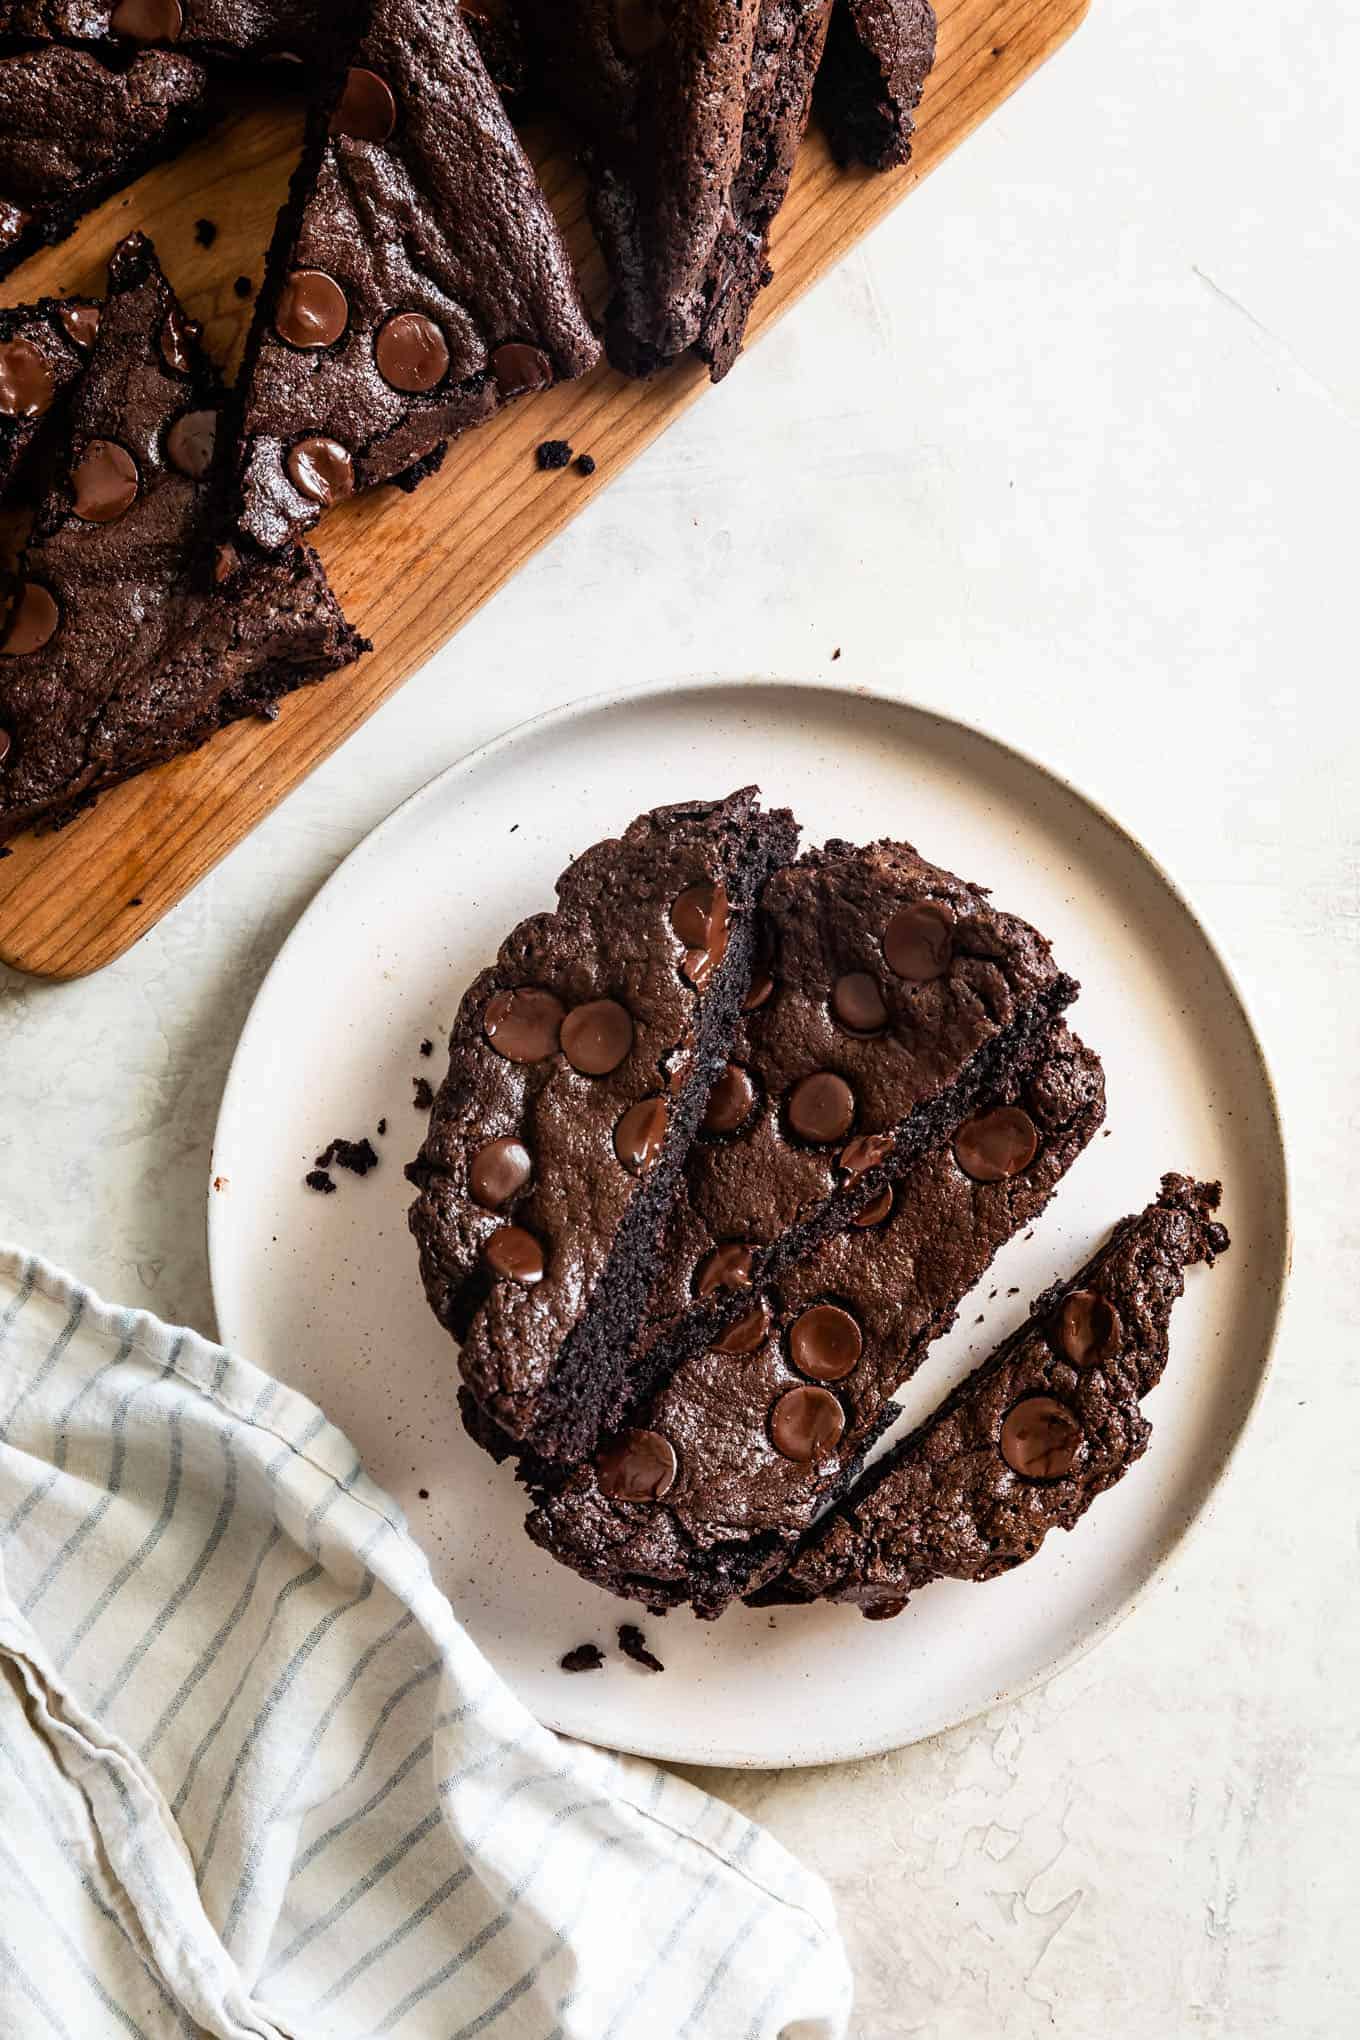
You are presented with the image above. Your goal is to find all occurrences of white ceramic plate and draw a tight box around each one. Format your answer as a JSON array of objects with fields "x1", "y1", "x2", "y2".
[{"x1": 210, "y1": 679, "x2": 1288, "y2": 1769}]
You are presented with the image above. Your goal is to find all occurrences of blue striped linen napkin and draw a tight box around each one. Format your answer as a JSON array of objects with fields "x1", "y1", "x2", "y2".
[{"x1": 0, "y1": 1246, "x2": 852, "y2": 2040}]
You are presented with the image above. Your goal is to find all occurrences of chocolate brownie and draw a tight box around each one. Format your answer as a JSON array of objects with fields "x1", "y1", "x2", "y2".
[
  {"x1": 227, "y1": 0, "x2": 600, "y2": 555},
  {"x1": 0, "y1": 297, "x2": 99, "y2": 506},
  {"x1": 0, "y1": 1, "x2": 355, "y2": 66},
  {"x1": 526, "y1": 1023, "x2": 1105, "y2": 1615},
  {"x1": 0, "y1": 46, "x2": 213, "y2": 281},
  {"x1": 816, "y1": 0, "x2": 937, "y2": 170},
  {"x1": 760, "y1": 1175, "x2": 1230, "y2": 1614},
  {"x1": 0, "y1": 233, "x2": 366, "y2": 844},
  {"x1": 518, "y1": 0, "x2": 832, "y2": 380},
  {"x1": 408, "y1": 790, "x2": 800, "y2": 1465}
]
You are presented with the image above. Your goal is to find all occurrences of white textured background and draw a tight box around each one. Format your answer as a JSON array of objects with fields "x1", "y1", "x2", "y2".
[{"x1": 1, "y1": 1, "x2": 1355, "y2": 2033}]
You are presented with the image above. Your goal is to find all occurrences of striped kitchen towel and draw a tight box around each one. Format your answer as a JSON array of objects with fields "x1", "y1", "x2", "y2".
[{"x1": 0, "y1": 1246, "x2": 852, "y2": 2040}]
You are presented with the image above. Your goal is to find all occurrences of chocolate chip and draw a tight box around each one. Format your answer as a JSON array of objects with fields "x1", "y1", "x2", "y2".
[
  {"x1": 483, "y1": 986, "x2": 564, "y2": 1062},
  {"x1": 165, "y1": 410, "x2": 217, "y2": 480},
  {"x1": 613, "y1": 1097, "x2": 668, "y2": 1174},
  {"x1": 711, "y1": 1299, "x2": 771, "y2": 1354},
  {"x1": 596, "y1": 1428, "x2": 677, "y2": 1501},
  {"x1": 953, "y1": 1106, "x2": 1039, "y2": 1183},
  {"x1": 561, "y1": 998, "x2": 633, "y2": 1076},
  {"x1": 701, "y1": 1062, "x2": 755, "y2": 1136},
  {"x1": 483, "y1": 1225, "x2": 544, "y2": 1285},
  {"x1": 1058, "y1": 1290, "x2": 1121, "y2": 1367},
  {"x1": 331, "y1": 66, "x2": 398, "y2": 142},
  {"x1": 375, "y1": 312, "x2": 450, "y2": 393},
  {"x1": 304, "y1": 1168, "x2": 336, "y2": 1194},
  {"x1": 618, "y1": 1624, "x2": 664, "y2": 1672},
  {"x1": 839, "y1": 1132, "x2": 892, "y2": 1177},
  {"x1": 70, "y1": 439, "x2": 139, "y2": 521},
  {"x1": 158, "y1": 307, "x2": 200, "y2": 377},
  {"x1": 696, "y1": 1243, "x2": 755, "y2": 1294},
  {"x1": 492, "y1": 342, "x2": 552, "y2": 396},
  {"x1": 789, "y1": 1303, "x2": 862, "y2": 1382},
  {"x1": 0, "y1": 584, "x2": 59, "y2": 656},
  {"x1": 671, "y1": 880, "x2": 729, "y2": 989},
  {"x1": 469, "y1": 1138, "x2": 531, "y2": 1208},
  {"x1": 57, "y1": 304, "x2": 100, "y2": 350},
  {"x1": 194, "y1": 217, "x2": 217, "y2": 247},
  {"x1": 1000, "y1": 1396, "x2": 1083, "y2": 1479},
  {"x1": 884, "y1": 901, "x2": 955, "y2": 982},
  {"x1": 613, "y1": 0, "x2": 664, "y2": 57},
  {"x1": 0, "y1": 727, "x2": 11, "y2": 766},
  {"x1": 286, "y1": 435, "x2": 354, "y2": 506},
  {"x1": 770, "y1": 1384, "x2": 845, "y2": 1463},
  {"x1": 111, "y1": 0, "x2": 183, "y2": 40},
  {"x1": 536, "y1": 439, "x2": 572, "y2": 470},
  {"x1": 275, "y1": 271, "x2": 349, "y2": 349},
  {"x1": 0, "y1": 339, "x2": 55, "y2": 420},
  {"x1": 560, "y1": 1643, "x2": 605, "y2": 1673},
  {"x1": 743, "y1": 969, "x2": 775, "y2": 1012},
  {"x1": 788, "y1": 1072, "x2": 855, "y2": 1144},
  {"x1": 831, "y1": 971, "x2": 887, "y2": 1034},
  {"x1": 853, "y1": 1186, "x2": 894, "y2": 1228}
]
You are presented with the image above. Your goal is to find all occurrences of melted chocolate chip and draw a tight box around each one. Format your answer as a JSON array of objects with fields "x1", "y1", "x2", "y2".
[
  {"x1": 57, "y1": 304, "x2": 100, "y2": 350},
  {"x1": 165, "y1": 410, "x2": 217, "y2": 480},
  {"x1": 953, "y1": 1106, "x2": 1039, "y2": 1183},
  {"x1": 331, "y1": 66, "x2": 398, "y2": 142},
  {"x1": 743, "y1": 969, "x2": 775, "y2": 1012},
  {"x1": 696, "y1": 1243, "x2": 755, "y2": 1294},
  {"x1": 70, "y1": 440, "x2": 139, "y2": 522},
  {"x1": 492, "y1": 341, "x2": 552, "y2": 396},
  {"x1": 702, "y1": 1062, "x2": 755, "y2": 1135},
  {"x1": 1058, "y1": 1290, "x2": 1121, "y2": 1367},
  {"x1": 0, "y1": 339, "x2": 55, "y2": 420},
  {"x1": 840, "y1": 1132, "x2": 892, "y2": 1177},
  {"x1": 286, "y1": 435, "x2": 354, "y2": 506},
  {"x1": 884, "y1": 901, "x2": 955, "y2": 982},
  {"x1": 483, "y1": 986, "x2": 564, "y2": 1062},
  {"x1": 853, "y1": 1186, "x2": 894, "y2": 1229},
  {"x1": 788, "y1": 1072, "x2": 855, "y2": 1145},
  {"x1": 596, "y1": 1428, "x2": 677, "y2": 1502},
  {"x1": 613, "y1": 0, "x2": 664, "y2": 56},
  {"x1": 483, "y1": 1225, "x2": 544, "y2": 1285},
  {"x1": 469, "y1": 1137, "x2": 532, "y2": 1209},
  {"x1": 831, "y1": 971, "x2": 888, "y2": 1034},
  {"x1": 671, "y1": 881, "x2": 729, "y2": 988},
  {"x1": 613, "y1": 1096, "x2": 668, "y2": 1174},
  {"x1": 158, "y1": 307, "x2": 201, "y2": 377},
  {"x1": 1000, "y1": 1396, "x2": 1083, "y2": 1479},
  {"x1": 275, "y1": 271, "x2": 349, "y2": 350},
  {"x1": 375, "y1": 312, "x2": 450, "y2": 394},
  {"x1": 0, "y1": 584, "x2": 59, "y2": 656},
  {"x1": 111, "y1": 0, "x2": 183, "y2": 40},
  {"x1": 560, "y1": 998, "x2": 633, "y2": 1076},
  {"x1": 770, "y1": 1385, "x2": 845, "y2": 1463},
  {"x1": 712, "y1": 1299, "x2": 771, "y2": 1355},
  {"x1": 0, "y1": 727, "x2": 11, "y2": 765},
  {"x1": 789, "y1": 1303, "x2": 862, "y2": 1383}
]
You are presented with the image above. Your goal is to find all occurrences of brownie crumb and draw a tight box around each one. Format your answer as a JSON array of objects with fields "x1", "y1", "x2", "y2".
[
  {"x1": 574, "y1": 452, "x2": 596, "y2": 477},
  {"x1": 832, "y1": 646, "x2": 842, "y2": 661},
  {"x1": 305, "y1": 1169, "x2": 337, "y2": 1194},
  {"x1": 194, "y1": 217, "x2": 217, "y2": 248},
  {"x1": 258, "y1": 701, "x2": 280, "y2": 722},
  {"x1": 561, "y1": 1643, "x2": 605, "y2": 1673},
  {"x1": 419, "y1": 1038, "x2": 434, "y2": 1057},
  {"x1": 128, "y1": 895, "x2": 143, "y2": 905},
  {"x1": 314, "y1": 1135, "x2": 380, "y2": 1177},
  {"x1": 413, "y1": 1076, "x2": 434, "y2": 1110},
  {"x1": 618, "y1": 1624, "x2": 664, "y2": 1673},
  {"x1": 234, "y1": 275, "x2": 253, "y2": 299},
  {"x1": 536, "y1": 439, "x2": 572, "y2": 471},
  {"x1": 1007, "y1": 1286, "x2": 1020, "y2": 1296},
  {"x1": 418, "y1": 1487, "x2": 429, "y2": 1500},
  {"x1": 377, "y1": 1117, "x2": 388, "y2": 1136}
]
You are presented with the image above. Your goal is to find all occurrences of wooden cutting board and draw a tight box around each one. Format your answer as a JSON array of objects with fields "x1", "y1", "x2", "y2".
[{"x1": 0, "y1": 0, "x2": 1088, "y2": 979}]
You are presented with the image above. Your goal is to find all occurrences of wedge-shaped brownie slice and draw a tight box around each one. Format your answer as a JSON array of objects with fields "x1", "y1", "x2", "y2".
[
  {"x1": 816, "y1": 0, "x2": 936, "y2": 170},
  {"x1": 0, "y1": 46, "x2": 212, "y2": 282},
  {"x1": 1, "y1": 297, "x2": 100, "y2": 506},
  {"x1": 0, "y1": 1, "x2": 354, "y2": 62},
  {"x1": 518, "y1": 0, "x2": 833, "y2": 379},
  {"x1": 407, "y1": 790, "x2": 800, "y2": 1466},
  {"x1": 760, "y1": 1175, "x2": 1230, "y2": 1615},
  {"x1": 228, "y1": 0, "x2": 600, "y2": 556},
  {"x1": 526, "y1": 1023, "x2": 1105, "y2": 1615},
  {"x1": 0, "y1": 234, "x2": 366, "y2": 844}
]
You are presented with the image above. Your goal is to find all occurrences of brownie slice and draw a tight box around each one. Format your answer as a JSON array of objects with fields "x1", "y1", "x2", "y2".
[
  {"x1": 227, "y1": 0, "x2": 600, "y2": 556},
  {"x1": 759, "y1": 1175, "x2": 1230, "y2": 1615},
  {"x1": 1, "y1": 296, "x2": 99, "y2": 506},
  {"x1": 0, "y1": 1, "x2": 354, "y2": 62},
  {"x1": 816, "y1": 0, "x2": 936, "y2": 170},
  {"x1": 518, "y1": 0, "x2": 833, "y2": 381},
  {"x1": 408, "y1": 790, "x2": 800, "y2": 1466},
  {"x1": 0, "y1": 46, "x2": 213, "y2": 282},
  {"x1": 0, "y1": 233, "x2": 367, "y2": 844},
  {"x1": 527, "y1": 1023, "x2": 1106, "y2": 1616}
]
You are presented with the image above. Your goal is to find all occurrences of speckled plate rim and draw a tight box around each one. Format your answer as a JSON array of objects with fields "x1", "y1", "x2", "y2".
[{"x1": 209, "y1": 674, "x2": 1291, "y2": 1770}]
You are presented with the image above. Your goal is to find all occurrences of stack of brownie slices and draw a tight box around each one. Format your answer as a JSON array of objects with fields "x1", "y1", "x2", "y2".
[{"x1": 409, "y1": 790, "x2": 1231, "y2": 1622}]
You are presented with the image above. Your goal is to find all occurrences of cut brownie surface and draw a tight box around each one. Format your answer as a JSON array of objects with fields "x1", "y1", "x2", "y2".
[
  {"x1": 816, "y1": 0, "x2": 937, "y2": 170},
  {"x1": 0, "y1": 296, "x2": 99, "y2": 506},
  {"x1": 518, "y1": 0, "x2": 831, "y2": 381},
  {"x1": 0, "y1": 46, "x2": 213, "y2": 280},
  {"x1": 0, "y1": 233, "x2": 366, "y2": 844},
  {"x1": 526, "y1": 1024, "x2": 1105, "y2": 1616},
  {"x1": 408, "y1": 790, "x2": 800, "y2": 1465},
  {"x1": 229, "y1": 0, "x2": 600, "y2": 555},
  {"x1": 760, "y1": 1175, "x2": 1230, "y2": 1615}
]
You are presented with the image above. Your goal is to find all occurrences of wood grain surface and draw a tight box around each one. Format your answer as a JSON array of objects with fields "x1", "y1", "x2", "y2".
[{"x1": 0, "y1": 0, "x2": 1088, "y2": 978}]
